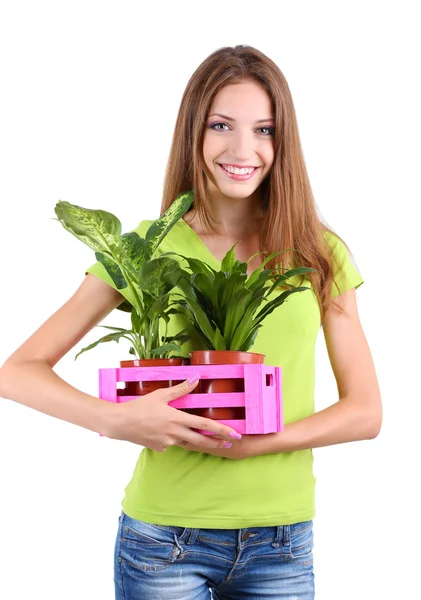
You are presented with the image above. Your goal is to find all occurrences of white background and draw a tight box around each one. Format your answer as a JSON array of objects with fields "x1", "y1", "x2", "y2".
[{"x1": 0, "y1": 1, "x2": 419, "y2": 598}]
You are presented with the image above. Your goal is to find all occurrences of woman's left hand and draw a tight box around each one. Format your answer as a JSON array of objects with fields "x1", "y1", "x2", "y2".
[{"x1": 180, "y1": 433, "x2": 277, "y2": 459}]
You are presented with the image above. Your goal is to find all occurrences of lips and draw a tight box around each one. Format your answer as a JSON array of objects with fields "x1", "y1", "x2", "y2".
[
  {"x1": 219, "y1": 163, "x2": 259, "y2": 170},
  {"x1": 217, "y1": 163, "x2": 260, "y2": 181}
]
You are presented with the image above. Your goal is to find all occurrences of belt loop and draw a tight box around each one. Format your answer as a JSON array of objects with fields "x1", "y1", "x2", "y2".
[
  {"x1": 282, "y1": 524, "x2": 291, "y2": 550},
  {"x1": 186, "y1": 528, "x2": 199, "y2": 545},
  {"x1": 272, "y1": 526, "x2": 282, "y2": 548}
]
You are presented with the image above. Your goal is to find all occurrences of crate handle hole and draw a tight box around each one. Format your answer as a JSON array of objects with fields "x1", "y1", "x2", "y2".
[{"x1": 266, "y1": 374, "x2": 274, "y2": 386}]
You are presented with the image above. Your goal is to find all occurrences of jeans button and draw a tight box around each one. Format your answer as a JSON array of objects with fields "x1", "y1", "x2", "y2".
[{"x1": 241, "y1": 531, "x2": 250, "y2": 542}]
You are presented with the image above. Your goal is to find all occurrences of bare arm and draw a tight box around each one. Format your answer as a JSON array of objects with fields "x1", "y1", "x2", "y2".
[
  {"x1": 266, "y1": 287, "x2": 382, "y2": 452},
  {"x1": 0, "y1": 274, "x2": 124, "y2": 434},
  {"x1": 0, "y1": 274, "x2": 240, "y2": 450}
]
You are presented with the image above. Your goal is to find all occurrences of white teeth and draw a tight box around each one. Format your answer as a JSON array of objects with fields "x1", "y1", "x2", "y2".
[{"x1": 222, "y1": 165, "x2": 255, "y2": 175}]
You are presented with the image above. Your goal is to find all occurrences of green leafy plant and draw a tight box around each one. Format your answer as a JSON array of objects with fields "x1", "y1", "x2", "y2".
[
  {"x1": 54, "y1": 191, "x2": 194, "y2": 360},
  {"x1": 171, "y1": 244, "x2": 316, "y2": 352}
]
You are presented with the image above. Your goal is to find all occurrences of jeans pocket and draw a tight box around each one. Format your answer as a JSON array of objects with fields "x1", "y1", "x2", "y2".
[
  {"x1": 281, "y1": 521, "x2": 314, "y2": 567},
  {"x1": 119, "y1": 512, "x2": 185, "y2": 572}
]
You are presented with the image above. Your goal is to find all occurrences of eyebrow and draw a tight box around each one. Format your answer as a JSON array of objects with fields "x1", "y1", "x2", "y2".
[{"x1": 208, "y1": 113, "x2": 274, "y2": 124}]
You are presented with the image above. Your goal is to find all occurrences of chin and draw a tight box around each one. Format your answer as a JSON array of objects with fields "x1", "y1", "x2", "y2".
[{"x1": 216, "y1": 180, "x2": 262, "y2": 198}]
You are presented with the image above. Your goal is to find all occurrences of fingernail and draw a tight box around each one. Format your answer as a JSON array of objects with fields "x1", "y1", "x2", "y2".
[
  {"x1": 229, "y1": 432, "x2": 242, "y2": 440},
  {"x1": 223, "y1": 442, "x2": 232, "y2": 448},
  {"x1": 188, "y1": 374, "x2": 200, "y2": 385}
]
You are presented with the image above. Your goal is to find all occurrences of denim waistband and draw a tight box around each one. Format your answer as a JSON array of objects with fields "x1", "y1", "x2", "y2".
[{"x1": 180, "y1": 525, "x2": 288, "y2": 548}]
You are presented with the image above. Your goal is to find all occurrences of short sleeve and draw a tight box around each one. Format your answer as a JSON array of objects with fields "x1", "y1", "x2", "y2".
[
  {"x1": 84, "y1": 219, "x2": 153, "y2": 307},
  {"x1": 324, "y1": 231, "x2": 364, "y2": 298}
]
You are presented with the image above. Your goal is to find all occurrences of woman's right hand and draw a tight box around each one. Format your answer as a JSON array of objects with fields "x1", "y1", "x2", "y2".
[{"x1": 104, "y1": 377, "x2": 241, "y2": 452}]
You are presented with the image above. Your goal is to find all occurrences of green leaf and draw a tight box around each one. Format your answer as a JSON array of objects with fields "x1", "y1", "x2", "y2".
[
  {"x1": 237, "y1": 327, "x2": 260, "y2": 352},
  {"x1": 120, "y1": 232, "x2": 150, "y2": 283},
  {"x1": 176, "y1": 300, "x2": 215, "y2": 347},
  {"x1": 54, "y1": 201, "x2": 122, "y2": 256},
  {"x1": 55, "y1": 201, "x2": 150, "y2": 297},
  {"x1": 191, "y1": 272, "x2": 214, "y2": 305},
  {"x1": 284, "y1": 266, "x2": 317, "y2": 277},
  {"x1": 145, "y1": 191, "x2": 194, "y2": 256},
  {"x1": 229, "y1": 297, "x2": 262, "y2": 350},
  {"x1": 163, "y1": 307, "x2": 181, "y2": 318},
  {"x1": 138, "y1": 257, "x2": 181, "y2": 298},
  {"x1": 116, "y1": 299, "x2": 133, "y2": 313},
  {"x1": 245, "y1": 252, "x2": 285, "y2": 288},
  {"x1": 95, "y1": 251, "x2": 127, "y2": 289},
  {"x1": 219, "y1": 271, "x2": 248, "y2": 320},
  {"x1": 176, "y1": 275, "x2": 201, "y2": 305},
  {"x1": 212, "y1": 326, "x2": 227, "y2": 350},
  {"x1": 175, "y1": 255, "x2": 218, "y2": 278},
  {"x1": 223, "y1": 285, "x2": 252, "y2": 345},
  {"x1": 265, "y1": 267, "x2": 316, "y2": 297},
  {"x1": 234, "y1": 261, "x2": 248, "y2": 275},
  {"x1": 96, "y1": 325, "x2": 134, "y2": 332},
  {"x1": 247, "y1": 250, "x2": 266, "y2": 264},
  {"x1": 175, "y1": 305, "x2": 213, "y2": 350},
  {"x1": 149, "y1": 343, "x2": 184, "y2": 357},
  {"x1": 160, "y1": 312, "x2": 170, "y2": 325},
  {"x1": 165, "y1": 333, "x2": 190, "y2": 346},
  {"x1": 210, "y1": 271, "x2": 226, "y2": 314},
  {"x1": 247, "y1": 267, "x2": 280, "y2": 294},
  {"x1": 74, "y1": 329, "x2": 132, "y2": 360},
  {"x1": 168, "y1": 326, "x2": 189, "y2": 338},
  {"x1": 131, "y1": 308, "x2": 141, "y2": 332},
  {"x1": 220, "y1": 243, "x2": 239, "y2": 273}
]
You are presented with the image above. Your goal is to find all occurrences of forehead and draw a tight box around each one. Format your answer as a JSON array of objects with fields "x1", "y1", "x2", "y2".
[{"x1": 208, "y1": 81, "x2": 273, "y2": 119}]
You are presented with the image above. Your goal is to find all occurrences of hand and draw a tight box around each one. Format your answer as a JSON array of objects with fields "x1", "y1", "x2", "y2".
[
  {"x1": 182, "y1": 433, "x2": 276, "y2": 459},
  {"x1": 103, "y1": 377, "x2": 241, "y2": 452}
]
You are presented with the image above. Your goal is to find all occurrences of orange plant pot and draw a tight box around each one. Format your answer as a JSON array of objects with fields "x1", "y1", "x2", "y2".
[
  {"x1": 119, "y1": 358, "x2": 185, "y2": 396},
  {"x1": 188, "y1": 350, "x2": 265, "y2": 420}
]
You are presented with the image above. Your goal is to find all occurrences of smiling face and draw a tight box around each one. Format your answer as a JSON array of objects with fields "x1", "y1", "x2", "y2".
[{"x1": 202, "y1": 80, "x2": 275, "y2": 202}]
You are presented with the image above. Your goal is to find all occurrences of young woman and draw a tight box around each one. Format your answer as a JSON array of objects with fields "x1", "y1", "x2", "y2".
[{"x1": 0, "y1": 45, "x2": 381, "y2": 599}]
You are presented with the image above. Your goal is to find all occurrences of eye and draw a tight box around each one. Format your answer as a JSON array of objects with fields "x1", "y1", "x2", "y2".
[
  {"x1": 258, "y1": 127, "x2": 275, "y2": 136},
  {"x1": 208, "y1": 122, "x2": 275, "y2": 136},
  {"x1": 209, "y1": 122, "x2": 230, "y2": 131}
]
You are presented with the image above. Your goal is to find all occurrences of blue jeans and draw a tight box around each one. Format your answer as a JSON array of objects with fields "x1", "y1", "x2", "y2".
[{"x1": 114, "y1": 510, "x2": 315, "y2": 599}]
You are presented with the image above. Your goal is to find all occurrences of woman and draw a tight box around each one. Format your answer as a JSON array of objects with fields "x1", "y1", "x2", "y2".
[{"x1": 0, "y1": 45, "x2": 381, "y2": 599}]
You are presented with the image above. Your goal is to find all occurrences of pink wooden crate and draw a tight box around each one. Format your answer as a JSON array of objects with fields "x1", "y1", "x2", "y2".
[{"x1": 98, "y1": 364, "x2": 283, "y2": 435}]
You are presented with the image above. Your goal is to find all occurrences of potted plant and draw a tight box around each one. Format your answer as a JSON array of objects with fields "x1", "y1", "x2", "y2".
[
  {"x1": 171, "y1": 244, "x2": 316, "y2": 419},
  {"x1": 73, "y1": 305, "x2": 191, "y2": 397},
  {"x1": 54, "y1": 191, "x2": 193, "y2": 395}
]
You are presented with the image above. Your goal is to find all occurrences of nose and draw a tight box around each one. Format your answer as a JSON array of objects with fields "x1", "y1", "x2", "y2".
[{"x1": 229, "y1": 130, "x2": 254, "y2": 162}]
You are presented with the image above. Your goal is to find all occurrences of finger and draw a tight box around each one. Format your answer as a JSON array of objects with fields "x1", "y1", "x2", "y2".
[
  {"x1": 182, "y1": 414, "x2": 242, "y2": 441},
  {"x1": 157, "y1": 376, "x2": 242, "y2": 441},
  {"x1": 159, "y1": 375, "x2": 200, "y2": 402},
  {"x1": 179, "y1": 435, "x2": 227, "y2": 445},
  {"x1": 178, "y1": 429, "x2": 233, "y2": 449},
  {"x1": 180, "y1": 442, "x2": 219, "y2": 453}
]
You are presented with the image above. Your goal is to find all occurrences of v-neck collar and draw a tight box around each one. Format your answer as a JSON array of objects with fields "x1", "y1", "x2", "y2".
[
  {"x1": 175, "y1": 218, "x2": 284, "y2": 292},
  {"x1": 177, "y1": 218, "x2": 222, "y2": 268}
]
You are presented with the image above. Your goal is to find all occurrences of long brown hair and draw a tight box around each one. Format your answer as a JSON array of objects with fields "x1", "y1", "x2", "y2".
[{"x1": 160, "y1": 44, "x2": 348, "y2": 323}]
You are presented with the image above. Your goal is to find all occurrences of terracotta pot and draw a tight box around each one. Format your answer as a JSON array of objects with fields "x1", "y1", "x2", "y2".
[
  {"x1": 119, "y1": 358, "x2": 185, "y2": 396},
  {"x1": 188, "y1": 350, "x2": 265, "y2": 420}
]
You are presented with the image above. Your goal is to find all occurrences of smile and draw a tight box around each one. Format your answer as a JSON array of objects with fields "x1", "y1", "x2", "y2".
[{"x1": 218, "y1": 164, "x2": 260, "y2": 181}]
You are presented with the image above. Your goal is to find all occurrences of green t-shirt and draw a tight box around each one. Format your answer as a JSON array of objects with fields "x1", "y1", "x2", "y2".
[{"x1": 85, "y1": 218, "x2": 363, "y2": 527}]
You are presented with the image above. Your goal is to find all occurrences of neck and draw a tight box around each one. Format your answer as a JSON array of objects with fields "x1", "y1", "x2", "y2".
[{"x1": 198, "y1": 183, "x2": 265, "y2": 238}]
